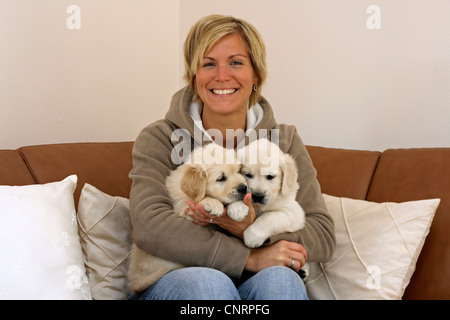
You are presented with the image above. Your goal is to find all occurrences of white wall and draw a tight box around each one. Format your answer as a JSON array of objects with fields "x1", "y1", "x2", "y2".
[
  {"x1": 179, "y1": 0, "x2": 450, "y2": 151},
  {"x1": 1, "y1": 0, "x2": 449, "y2": 151},
  {"x1": 0, "y1": 0, "x2": 179, "y2": 149}
]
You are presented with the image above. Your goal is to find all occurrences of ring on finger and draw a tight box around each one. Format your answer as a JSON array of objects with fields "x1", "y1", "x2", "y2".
[
  {"x1": 209, "y1": 218, "x2": 213, "y2": 224},
  {"x1": 290, "y1": 258, "x2": 295, "y2": 269}
]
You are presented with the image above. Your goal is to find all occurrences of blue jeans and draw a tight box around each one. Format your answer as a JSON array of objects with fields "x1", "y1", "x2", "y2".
[{"x1": 130, "y1": 266, "x2": 309, "y2": 300}]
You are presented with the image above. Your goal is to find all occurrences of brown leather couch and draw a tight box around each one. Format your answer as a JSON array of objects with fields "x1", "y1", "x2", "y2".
[{"x1": 1, "y1": 142, "x2": 448, "y2": 299}]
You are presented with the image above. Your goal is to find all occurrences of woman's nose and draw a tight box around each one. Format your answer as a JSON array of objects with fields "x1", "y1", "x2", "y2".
[{"x1": 215, "y1": 65, "x2": 230, "y2": 82}]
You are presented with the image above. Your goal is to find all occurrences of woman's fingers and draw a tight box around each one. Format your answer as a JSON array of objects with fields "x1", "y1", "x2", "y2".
[
  {"x1": 281, "y1": 240, "x2": 307, "y2": 270},
  {"x1": 187, "y1": 201, "x2": 216, "y2": 225},
  {"x1": 286, "y1": 252, "x2": 306, "y2": 271},
  {"x1": 187, "y1": 194, "x2": 255, "y2": 234},
  {"x1": 245, "y1": 240, "x2": 308, "y2": 273}
]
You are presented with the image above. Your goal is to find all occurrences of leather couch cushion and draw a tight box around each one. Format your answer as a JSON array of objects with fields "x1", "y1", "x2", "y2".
[
  {"x1": 19, "y1": 142, "x2": 133, "y2": 207},
  {"x1": 0, "y1": 150, "x2": 35, "y2": 186},
  {"x1": 367, "y1": 148, "x2": 450, "y2": 300},
  {"x1": 306, "y1": 146, "x2": 381, "y2": 200}
]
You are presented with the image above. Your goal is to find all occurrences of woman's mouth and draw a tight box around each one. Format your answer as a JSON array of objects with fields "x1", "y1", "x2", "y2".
[{"x1": 211, "y1": 88, "x2": 238, "y2": 95}]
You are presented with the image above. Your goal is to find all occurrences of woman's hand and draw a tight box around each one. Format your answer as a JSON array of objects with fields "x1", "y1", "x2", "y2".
[
  {"x1": 187, "y1": 194, "x2": 307, "y2": 273},
  {"x1": 187, "y1": 193, "x2": 256, "y2": 239},
  {"x1": 245, "y1": 240, "x2": 307, "y2": 273}
]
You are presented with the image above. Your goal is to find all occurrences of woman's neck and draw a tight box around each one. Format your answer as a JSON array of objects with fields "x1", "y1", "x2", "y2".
[{"x1": 202, "y1": 107, "x2": 247, "y2": 148}]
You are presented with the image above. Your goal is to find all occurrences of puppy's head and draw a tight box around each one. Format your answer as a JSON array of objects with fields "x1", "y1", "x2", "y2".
[
  {"x1": 181, "y1": 143, "x2": 247, "y2": 204},
  {"x1": 203, "y1": 163, "x2": 247, "y2": 204},
  {"x1": 238, "y1": 138, "x2": 299, "y2": 208}
]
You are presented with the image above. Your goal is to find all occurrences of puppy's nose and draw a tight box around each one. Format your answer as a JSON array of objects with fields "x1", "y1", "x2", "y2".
[
  {"x1": 252, "y1": 192, "x2": 265, "y2": 204},
  {"x1": 237, "y1": 184, "x2": 247, "y2": 195}
]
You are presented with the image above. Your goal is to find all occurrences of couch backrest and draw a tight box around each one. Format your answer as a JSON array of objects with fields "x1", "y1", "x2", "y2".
[
  {"x1": 366, "y1": 148, "x2": 450, "y2": 300},
  {"x1": 17, "y1": 142, "x2": 134, "y2": 207},
  {"x1": 306, "y1": 146, "x2": 381, "y2": 199},
  {"x1": 0, "y1": 150, "x2": 36, "y2": 185},
  {"x1": 308, "y1": 146, "x2": 450, "y2": 300}
]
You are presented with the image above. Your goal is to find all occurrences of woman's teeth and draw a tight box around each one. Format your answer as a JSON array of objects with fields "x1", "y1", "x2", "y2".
[{"x1": 212, "y1": 89, "x2": 237, "y2": 95}]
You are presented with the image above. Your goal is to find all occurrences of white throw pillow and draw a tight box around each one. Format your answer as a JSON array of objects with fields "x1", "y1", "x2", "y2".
[
  {"x1": 77, "y1": 183, "x2": 132, "y2": 300},
  {"x1": 304, "y1": 194, "x2": 440, "y2": 300},
  {"x1": 0, "y1": 175, "x2": 92, "y2": 300}
]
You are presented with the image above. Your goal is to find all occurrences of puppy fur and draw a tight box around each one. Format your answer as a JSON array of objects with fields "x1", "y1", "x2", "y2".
[
  {"x1": 128, "y1": 143, "x2": 248, "y2": 293},
  {"x1": 166, "y1": 143, "x2": 249, "y2": 221},
  {"x1": 237, "y1": 138, "x2": 306, "y2": 248}
]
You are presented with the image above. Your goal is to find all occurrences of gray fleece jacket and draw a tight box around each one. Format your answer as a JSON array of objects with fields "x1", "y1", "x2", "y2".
[{"x1": 129, "y1": 86, "x2": 335, "y2": 282}]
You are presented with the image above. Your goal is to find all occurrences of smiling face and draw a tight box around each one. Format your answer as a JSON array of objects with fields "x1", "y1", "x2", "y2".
[{"x1": 195, "y1": 33, "x2": 258, "y2": 119}]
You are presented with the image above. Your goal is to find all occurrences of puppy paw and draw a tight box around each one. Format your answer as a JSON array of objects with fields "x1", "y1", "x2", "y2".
[
  {"x1": 299, "y1": 265, "x2": 309, "y2": 280},
  {"x1": 199, "y1": 198, "x2": 224, "y2": 217},
  {"x1": 227, "y1": 201, "x2": 249, "y2": 222},
  {"x1": 243, "y1": 226, "x2": 267, "y2": 248}
]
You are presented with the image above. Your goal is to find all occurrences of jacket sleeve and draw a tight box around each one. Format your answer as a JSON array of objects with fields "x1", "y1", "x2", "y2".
[
  {"x1": 267, "y1": 126, "x2": 336, "y2": 262},
  {"x1": 128, "y1": 121, "x2": 250, "y2": 278}
]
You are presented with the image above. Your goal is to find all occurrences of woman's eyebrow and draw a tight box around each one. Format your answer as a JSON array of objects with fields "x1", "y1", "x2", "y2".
[
  {"x1": 203, "y1": 54, "x2": 249, "y2": 61},
  {"x1": 230, "y1": 54, "x2": 249, "y2": 59}
]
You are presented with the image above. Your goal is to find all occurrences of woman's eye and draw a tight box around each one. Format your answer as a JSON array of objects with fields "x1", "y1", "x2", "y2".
[
  {"x1": 266, "y1": 175, "x2": 275, "y2": 181},
  {"x1": 231, "y1": 61, "x2": 243, "y2": 66},
  {"x1": 203, "y1": 62, "x2": 215, "y2": 68}
]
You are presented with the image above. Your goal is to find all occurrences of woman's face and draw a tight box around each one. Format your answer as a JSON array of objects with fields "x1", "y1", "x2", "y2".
[{"x1": 195, "y1": 33, "x2": 257, "y2": 117}]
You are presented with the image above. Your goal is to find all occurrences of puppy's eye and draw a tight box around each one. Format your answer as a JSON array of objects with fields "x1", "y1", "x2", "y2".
[
  {"x1": 216, "y1": 175, "x2": 227, "y2": 182},
  {"x1": 244, "y1": 173, "x2": 253, "y2": 179},
  {"x1": 266, "y1": 175, "x2": 275, "y2": 180}
]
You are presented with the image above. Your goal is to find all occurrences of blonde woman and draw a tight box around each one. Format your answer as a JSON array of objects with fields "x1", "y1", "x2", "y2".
[{"x1": 129, "y1": 15, "x2": 335, "y2": 300}]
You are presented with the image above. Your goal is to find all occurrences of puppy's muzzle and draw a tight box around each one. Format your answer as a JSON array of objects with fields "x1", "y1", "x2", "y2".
[
  {"x1": 237, "y1": 184, "x2": 248, "y2": 197},
  {"x1": 252, "y1": 192, "x2": 266, "y2": 204}
]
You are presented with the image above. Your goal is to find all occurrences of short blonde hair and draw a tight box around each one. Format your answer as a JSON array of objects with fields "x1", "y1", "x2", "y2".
[{"x1": 184, "y1": 14, "x2": 267, "y2": 108}]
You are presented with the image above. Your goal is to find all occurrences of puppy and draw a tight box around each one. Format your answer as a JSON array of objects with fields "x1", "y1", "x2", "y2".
[
  {"x1": 237, "y1": 138, "x2": 306, "y2": 248},
  {"x1": 128, "y1": 143, "x2": 249, "y2": 293},
  {"x1": 166, "y1": 143, "x2": 249, "y2": 222}
]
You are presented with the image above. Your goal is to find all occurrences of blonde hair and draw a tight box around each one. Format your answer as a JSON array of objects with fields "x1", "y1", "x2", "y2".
[{"x1": 184, "y1": 14, "x2": 267, "y2": 108}]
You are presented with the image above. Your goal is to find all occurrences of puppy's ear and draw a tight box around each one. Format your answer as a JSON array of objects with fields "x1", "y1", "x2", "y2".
[
  {"x1": 280, "y1": 154, "x2": 299, "y2": 196},
  {"x1": 180, "y1": 165, "x2": 207, "y2": 203}
]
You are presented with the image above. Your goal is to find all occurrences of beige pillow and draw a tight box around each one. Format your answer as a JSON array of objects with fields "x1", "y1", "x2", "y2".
[
  {"x1": 304, "y1": 194, "x2": 440, "y2": 300},
  {"x1": 77, "y1": 183, "x2": 132, "y2": 300}
]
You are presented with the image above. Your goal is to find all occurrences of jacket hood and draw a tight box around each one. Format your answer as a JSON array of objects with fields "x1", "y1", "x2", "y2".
[
  {"x1": 165, "y1": 86, "x2": 278, "y2": 142},
  {"x1": 164, "y1": 86, "x2": 197, "y2": 137}
]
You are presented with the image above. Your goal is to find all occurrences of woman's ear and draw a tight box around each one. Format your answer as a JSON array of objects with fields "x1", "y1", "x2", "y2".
[{"x1": 180, "y1": 164, "x2": 207, "y2": 203}]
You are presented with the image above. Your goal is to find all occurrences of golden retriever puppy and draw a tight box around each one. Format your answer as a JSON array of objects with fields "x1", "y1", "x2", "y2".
[
  {"x1": 237, "y1": 138, "x2": 306, "y2": 248},
  {"x1": 128, "y1": 143, "x2": 248, "y2": 293},
  {"x1": 166, "y1": 143, "x2": 249, "y2": 221}
]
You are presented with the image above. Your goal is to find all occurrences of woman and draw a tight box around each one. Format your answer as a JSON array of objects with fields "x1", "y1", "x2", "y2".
[{"x1": 129, "y1": 14, "x2": 335, "y2": 300}]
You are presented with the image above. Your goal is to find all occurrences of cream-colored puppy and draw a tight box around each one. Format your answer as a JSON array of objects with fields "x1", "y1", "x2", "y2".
[
  {"x1": 166, "y1": 143, "x2": 249, "y2": 221},
  {"x1": 128, "y1": 143, "x2": 248, "y2": 293},
  {"x1": 237, "y1": 138, "x2": 306, "y2": 248}
]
